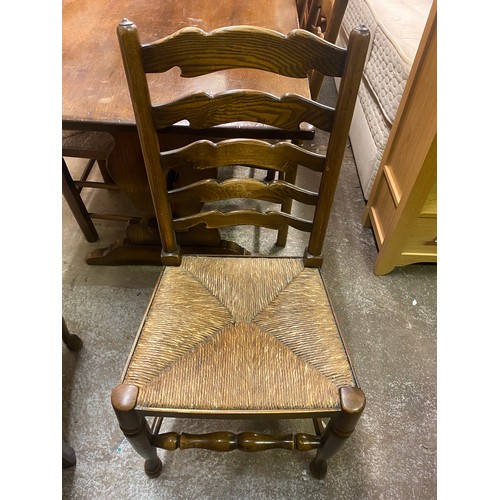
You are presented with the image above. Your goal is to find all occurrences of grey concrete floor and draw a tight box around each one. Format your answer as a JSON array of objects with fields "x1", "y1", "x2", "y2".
[{"x1": 62, "y1": 78, "x2": 437, "y2": 499}]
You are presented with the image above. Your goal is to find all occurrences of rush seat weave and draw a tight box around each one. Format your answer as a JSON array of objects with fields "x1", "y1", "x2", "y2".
[{"x1": 123, "y1": 257, "x2": 355, "y2": 412}]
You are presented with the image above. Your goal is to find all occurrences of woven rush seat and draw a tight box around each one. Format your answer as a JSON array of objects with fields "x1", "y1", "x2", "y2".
[
  {"x1": 123, "y1": 256, "x2": 355, "y2": 413},
  {"x1": 62, "y1": 130, "x2": 115, "y2": 159}
]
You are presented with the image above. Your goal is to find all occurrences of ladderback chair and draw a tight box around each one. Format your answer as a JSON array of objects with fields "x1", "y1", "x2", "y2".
[
  {"x1": 296, "y1": 0, "x2": 350, "y2": 100},
  {"x1": 297, "y1": 0, "x2": 348, "y2": 41},
  {"x1": 62, "y1": 130, "x2": 138, "y2": 241},
  {"x1": 112, "y1": 20, "x2": 370, "y2": 479},
  {"x1": 310, "y1": 0, "x2": 350, "y2": 100},
  {"x1": 297, "y1": 0, "x2": 322, "y2": 32}
]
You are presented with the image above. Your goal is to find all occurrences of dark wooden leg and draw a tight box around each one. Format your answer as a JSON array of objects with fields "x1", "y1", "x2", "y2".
[
  {"x1": 310, "y1": 386, "x2": 365, "y2": 479},
  {"x1": 62, "y1": 158, "x2": 99, "y2": 242},
  {"x1": 112, "y1": 384, "x2": 162, "y2": 478},
  {"x1": 276, "y1": 163, "x2": 298, "y2": 247},
  {"x1": 63, "y1": 440, "x2": 77, "y2": 469},
  {"x1": 309, "y1": 71, "x2": 325, "y2": 102},
  {"x1": 265, "y1": 169, "x2": 276, "y2": 181},
  {"x1": 96, "y1": 159, "x2": 115, "y2": 184},
  {"x1": 62, "y1": 317, "x2": 83, "y2": 351}
]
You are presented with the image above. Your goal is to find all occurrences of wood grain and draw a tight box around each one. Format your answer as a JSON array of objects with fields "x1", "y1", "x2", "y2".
[
  {"x1": 152, "y1": 91, "x2": 334, "y2": 131},
  {"x1": 168, "y1": 178, "x2": 318, "y2": 206},
  {"x1": 173, "y1": 209, "x2": 313, "y2": 233},
  {"x1": 63, "y1": 0, "x2": 310, "y2": 128},
  {"x1": 160, "y1": 138, "x2": 326, "y2": 173},
  {"x1": 142, "y1": 26, "x2": 346, "y2": 77},
  {"x1": 152, "y1": 431, "x2": 321, "y2": 452}
]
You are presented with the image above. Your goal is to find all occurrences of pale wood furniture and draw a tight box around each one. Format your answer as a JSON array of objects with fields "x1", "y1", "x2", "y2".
[
  {"x1": 62, "y1": 0, "x2": 313, "y2": 265},
  {"x1": 362, "y1": 1, "x2": 436, "y2": 275},
  {"x1": 112, "y1": 21, "x2": 369, "y2": 478}
]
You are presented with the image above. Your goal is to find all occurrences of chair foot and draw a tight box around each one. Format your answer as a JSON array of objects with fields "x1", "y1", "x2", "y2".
[
  {"x1": 309, "y1": 457, "x2": 327, "y2": 479},
  {"x1": 144, "y1": 457, "x2": 163, "y2": 478},
  {"x1": 62, "y1": 440, "x2": 77, "y2": 469},
  {"x1": 63, "y1": 333, "x2": 83, "y2": 351},
  {"x1": 62, "y1": 318, "x2": 83, "y2": 351}
]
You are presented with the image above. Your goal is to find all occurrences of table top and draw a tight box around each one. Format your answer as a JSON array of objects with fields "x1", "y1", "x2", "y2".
[{"x1": 62, "y1": 0, "x2": 311, "y2": 131}]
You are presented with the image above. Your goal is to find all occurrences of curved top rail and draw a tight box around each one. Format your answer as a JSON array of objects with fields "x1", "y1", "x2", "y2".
[{"x1": 140, "y1": 25, "x2": 347, "y2": 77}]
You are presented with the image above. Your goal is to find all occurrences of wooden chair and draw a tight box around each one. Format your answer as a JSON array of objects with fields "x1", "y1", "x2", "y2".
[
  {"x1": 63, "y1": 130, "x2": 133, "y2": 241},
  {"x1": 318, "y1": 0, "x2": 349, "y2": 41},
  {"x1": 296, "y1": 0, "x2": 347, "y2": 39},
  {"x1": 296, "y1": 0, "x2": 350, "y2": 100},
  {"x1": 297, "y1": 0, "x2": 322, "y2": 32},
  {"x1": 112, "y1": 21, "x2": 370, "y2": 479}
]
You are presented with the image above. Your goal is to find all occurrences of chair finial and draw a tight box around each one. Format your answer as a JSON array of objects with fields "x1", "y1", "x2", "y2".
[{"x1": 119, "y1": 18, "x2": 134, "y2": 27}]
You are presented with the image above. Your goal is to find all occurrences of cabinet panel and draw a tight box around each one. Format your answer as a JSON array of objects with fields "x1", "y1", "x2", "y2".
[
  {"x1": 421, "y1": 183, "x2": 437, "y2": 217},
  {"x1": 369, "y1": 172, "x2": 397, "y2": 247},
  {"x1": 401, "y1": 216, "x2": 437, "y2": 256}
]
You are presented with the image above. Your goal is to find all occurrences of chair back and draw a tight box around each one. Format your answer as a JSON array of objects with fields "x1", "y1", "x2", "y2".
[
  {"x1": 297, "y1": 0, "x2": 348, "y2": 39},
  {"x1": 301, "y1": 0, "x2": 350, "y2": 99},
  {"x1": 297, "y1": 0, "x2": 322, "y2": 31},
  {"x1": 321, "y1": 1, "x2": 349, "y2": 41},
  {"x1": 117, "y1": 21, "x2": 369, "y2": 266}
]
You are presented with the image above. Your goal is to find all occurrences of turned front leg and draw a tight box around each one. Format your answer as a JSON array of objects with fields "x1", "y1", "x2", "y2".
[
  {"x1": 310, "y1": 386, "x2": 366, "y2": 479},
  {"x1": 111, "y1": 384, "x2": 162, "y2": 478}
]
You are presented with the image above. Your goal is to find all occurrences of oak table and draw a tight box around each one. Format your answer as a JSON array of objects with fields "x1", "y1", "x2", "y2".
[{"x1": 62, "y1": 0, "x2": 311, "y2": 265}]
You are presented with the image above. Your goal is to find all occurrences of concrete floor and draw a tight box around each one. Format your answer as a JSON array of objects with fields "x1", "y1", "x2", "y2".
[{"x1": 62, "y1": 78, "x2": 437, "y2": 499}]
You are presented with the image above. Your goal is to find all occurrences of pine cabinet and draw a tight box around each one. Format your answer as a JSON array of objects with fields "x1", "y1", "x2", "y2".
[{"x1": 362, "y1": 1, "x2": 437, "y2": 275}]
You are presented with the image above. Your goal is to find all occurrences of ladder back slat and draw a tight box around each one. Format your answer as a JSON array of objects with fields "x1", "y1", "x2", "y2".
[
  {"x1": 160, "y1": 139, "x2": 326, "y2": 173},
  {"x1": 152, "y1": 91, "x2": 334, "y2": 132},
  {"x1": 142, "y1": 26, "x2": 347, "y2": 78},
  {"x1": 173, "y1": 210, "x2": 313, "y2": 233},
  {"x1": 168, "y1": 178, "x2": 319, "y2": 206}
]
